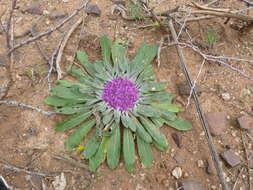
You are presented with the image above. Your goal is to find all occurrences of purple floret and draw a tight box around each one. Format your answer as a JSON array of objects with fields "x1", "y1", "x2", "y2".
[{"x1": 102, "y1": 77, "x2": 139, "y2": 111}]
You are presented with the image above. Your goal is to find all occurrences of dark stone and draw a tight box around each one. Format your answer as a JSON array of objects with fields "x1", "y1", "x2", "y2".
[
  {"x1": 49, "y1": 12, "x2": 68, "y2": 20},
  {"x1": 86, "y1": 4, "x2": 101, "y2": 16},
  {"x1": 115, "y1": 0, "x2": 126, "y2": 6},
  {"x1": 221, "y1": 150, "x2": 241, "y2": 168},
  {"x1": 237, "y1": 115, "x2": 252, "y2": 130},
  {"x1": 171, "y1": 132, "x2": 182, "y2": 148},
  {"x1": 178, "y1": 181, "x2": 204, "y2": 190},
  {"x1": 22, "y1": 3, "x2": 43, "y2": 15},
  {"x1": 205, "y1": 112, "x2": 227, "y2": 136},
  {"x1": 178, "y1": 82, "x2": 202, "y2": 95}
]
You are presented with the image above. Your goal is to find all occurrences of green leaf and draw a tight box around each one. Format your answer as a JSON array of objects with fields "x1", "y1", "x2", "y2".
[
  {"x1": 54, "y1": 110, "x2": 92, "y2": 131},
  {"x1": 69, "y1": 68, "x2": 87, "y2": 82},
  {"x1": 140, "y1": 117, "x2": 168, "y2": 150},
  {"x1": 133, "y1": 42, "x2": 158, "y2": 67},
  {"x1": 111, "y1": 40, "x2": 126, "y2": 72},
  {"x1": 65, "y1": 119, "x2": 96, "y2": 149},
  {"x1": 161, "y1": 110, "x2": 177, "y2": 121},
  {"x1": 130, "y1": 116, "x2": 152, "y2": 143},
  {"x1": 83, "y1": 135, "x2": 101, "y2": 159},
  {"x1": 145, "y1": 92, "x2": 175, "y2": 103},
  {"x1": 107, "y1": 124, "x2": 121, "y2": 169},
  {"x1": 89, "y1": 136, "x2": 109, "y2": 171},
  {"x1": 153, "y1": 141, "x2": 168, "y2": 151},
  {"x1": 121, "y1": 113, "x2": 137, "y2": 132},
  {"x1": 100, "y1": 35, "x2": 113, "y2": 70},
  {"x1": 123, "y1": 128, "x2": 135, "y2": 173},
  {"x1": 164, "y1": 116, "x2": 193, "y2": 131},
  {"x1": 51, "y1": 86, "x2": 84, "y2": 100},
  {"x1": 76, "y1": 51, "x2": 89, "y2": 64},
  {"x1": 151, "y1": 103, "x2": 183, "y2": 113},
  {"x1": 44, "y1": 95, "x2": 85, "y2": 106},
  {"x1": 57, "y1": 80, "x2": 85, "y2": 88},
  {"x1": 137, "y1": 136, "x2": 153, "y2": 168},
  {"x1": 102, "y1": 111, "x2": 114, "y2": 125},
  {"x1": 148, "y1": 82, "x2": 167, "y2": 91},
  {"x1": 137, "y1": 105, "x2": 161, "y2": 117},
  {"x1": 150, "y1": 117, "x2": 166, "y2": 128},
  {"x1": 55, "y1": 104, "x2": 89, "y2": 115},
  {"x1": 113, "y1": 110, "x2": 121, "y2": 124}
]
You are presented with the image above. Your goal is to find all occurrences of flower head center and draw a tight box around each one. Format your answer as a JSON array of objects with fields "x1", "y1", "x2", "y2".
[{"x1": 102, "y1": 77, "x2": 139, "y2": 111}]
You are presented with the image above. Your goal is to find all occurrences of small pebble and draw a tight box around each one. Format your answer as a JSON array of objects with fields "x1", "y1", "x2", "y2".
[
  {"x1": 172, "y1": 167, "x2": 182, "y2": 179},
  {"x1": 205, "y1": 112, "x2": 227, "y2": 136},
  {"x1": 221, "y1": 150, "x2": 241, "y2": 168},
  {"x1": 171, "y1": 132, "x2": 182, "y2": 148},
  {"x1": 237, "y1": 115, "x2": 252, "y2": 130},
  {"x1": 197, "y1": 160, "x2": 204, "y2": 168},
  {"x1": 221, "y1": 93, "x2": 231, "y2": 101}
]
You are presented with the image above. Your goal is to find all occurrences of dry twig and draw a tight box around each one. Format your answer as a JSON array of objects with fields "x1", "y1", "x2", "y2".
[
  {"x1": 157, "y1": 36, "x2": 164, "y2": 67},
  {"x1": 6, "y1": 0, "x2": 90, "y2": 55},
  {"x1": 232, "y1": 166, "x2": 245, "y2": 190},
  {"x1": 241, "y1": 131, "x2": 251, "y2": 190},
  {"x1": 178, "y1": 42, "x2": 253, "y2": 80},
  {"x1": 52, "y1": 155, "x2": 90, "y2": 171},
  {"x1": 167, "y1": 19, "x2": 229, "y2": 190},
  {"x1": 55, "y1": 17, "x2": 84, "y2": 80},
  {"x1": 0, "y1": 162, "x2": 56, "y2": 177},
  {"x1": 46, "y1": 36, "x2": 65, "y2": 89},
  {"x1": 6, "y1": 0, "x2": 17, "y2": 48},
  {"x1": 0, "y1": 100, "x2": 55, "y2": 116},
  {"x1": 186, "y1": 59, "x2": 205, "y2": 106}
]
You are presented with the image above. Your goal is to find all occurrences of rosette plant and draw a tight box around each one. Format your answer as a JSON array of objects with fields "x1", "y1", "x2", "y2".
[{"x1": 45, "y1": 36, "x2": 192, "y2": 172}]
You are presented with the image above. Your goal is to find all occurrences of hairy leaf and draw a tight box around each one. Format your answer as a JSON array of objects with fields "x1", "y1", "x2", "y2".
[
  {"x1": 54, "y1": 110, "x2": 92, "y2": 131},
  {"x1": 107, "y1": 124, "x2": 121, "y2": 169},
  {"x1": 44, "y1": 95, "x2": 85, "y2": 106},
  {"x1": 83, "y1": 135, "x2": 101, "y2": 159},
  {"x1": 131, "y1": 116, "x2": 152, "y2": 143},
  {"x1": 164, "y1": 116, "x2": 193, "y2": 131},
  {"x1": 140, "y1": 117, "x2": 168, "y2": 150},
  {"x1": 89, "y1": 136, "x2": 109, "y2": 171},
  {"x1": 123, "y1": 128, "x2": 135, "y2": 172},
  {"x1": 100, "y1": 35, "x2": 113, "y2": 70},
  {"x1": 137, "y1": 135, "x2": 153, "y2": 168},
  {"x1": 137, "y1": 105, "x2": 161, "y2": 117},
  {"x1": 65, "y1": 119, "x2": 96, "y2": 149},
  {"x1": 151, "y1": 103, "x2": 183, "y2": 113}
]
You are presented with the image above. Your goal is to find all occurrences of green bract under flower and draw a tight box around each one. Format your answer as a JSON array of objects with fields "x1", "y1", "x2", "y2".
[{"x1": 45, "y1": 36, "x2": 193, "y2": 172}]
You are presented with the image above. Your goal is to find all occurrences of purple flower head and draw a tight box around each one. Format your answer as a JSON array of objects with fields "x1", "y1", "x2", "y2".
[{"x1": 102, "y1": 77, "x2": 139, "y2": 111}]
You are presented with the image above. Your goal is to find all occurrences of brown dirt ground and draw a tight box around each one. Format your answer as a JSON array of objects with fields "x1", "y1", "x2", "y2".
[{"x1": 0, "y1": 0, "x2": 253, "y2": 190}]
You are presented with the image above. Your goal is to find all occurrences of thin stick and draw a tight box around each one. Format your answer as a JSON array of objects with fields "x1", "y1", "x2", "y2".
[
  {"x1": 0, "y1": 162, "x2": 56, "y2": 177},
  {"x1": 190, "y1": 10, "x2": 253, "y2": 22},
  {"x1": 55, "y1": 17, "x2": 84, "y2": 80},
  {"x1": 241, "y1": 0, "x2": 253, "y2": 6},
  {"x1": 167, "y1": 19, "x2": 229, "y2": 190},
  {"x1": 178, "y1": 42, "x2": 253, "y2": 80},
  {"x1": 232, "y1": 166, "x2": 245, "y2": 190},
  {"x1": 6, "y1": 0, "x2": 17, "y2": 48},
  {"x1": 52, "y1": 155, "x2": 90, "y2": 171},
  {"x1": 192, "y1": 2, "x2": 230, "y2": 13},
  {"x1": 186, "y1": 59, "x2": 205, "y2": 107},
  {"x1": 6, "y1": 0, "x2": 90, "y2": 55},
  {"x1": 157, "y1": 36, "x2": 164, "y2": 67},
  {"x1": 205, "y1": 0, "x2": 220, "y2": 7},
  {"x1": 30, "y1": 16, "x2": 51, "y2": 64},
  {"x1": 0, "y1": 100, "x2": 55, "y2": 116},
  {"x1": 241, "y1": 131, "x2": 251, "y2": 190}
]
